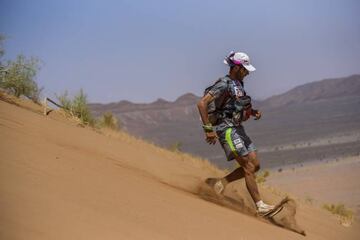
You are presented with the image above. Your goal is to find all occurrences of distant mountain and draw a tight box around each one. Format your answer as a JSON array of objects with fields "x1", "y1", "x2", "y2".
[
  {"x1": 90, "y1": 93, "x2": 200, "y2": 132},
  {"x1": 90, "y1": 93, "x2": 199, "y2": 113},
  {"x1": 174, "y1": 93, "x2": 199, "y2": 105},
  {"x1": 90, "y1": 75, "x2": 360, "y2": 114},
  {"x1": 89, "y1": 74, "x2": 360, "y2": 168},
  {"x1": 261, "y1": 74, "x2": 360, "y2": 108}
]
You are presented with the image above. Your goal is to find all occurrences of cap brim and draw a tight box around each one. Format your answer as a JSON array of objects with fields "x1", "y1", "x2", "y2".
[{"x1": 243, "y1": 63, "x2": 256, "y2": 72}]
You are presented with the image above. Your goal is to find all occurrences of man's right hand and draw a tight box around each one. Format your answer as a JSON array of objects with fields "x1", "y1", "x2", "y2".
[
  {"x1": 252, "y1": 109, "x2": 262, "y2": 120},
  {"x1": 205, "y1": 131, "x2": 218, "y2": 145}
]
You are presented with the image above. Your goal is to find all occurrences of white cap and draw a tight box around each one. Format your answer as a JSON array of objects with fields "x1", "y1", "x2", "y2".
[{"x1": 224, "y1": 51, "x2": 256, "y2": 72}]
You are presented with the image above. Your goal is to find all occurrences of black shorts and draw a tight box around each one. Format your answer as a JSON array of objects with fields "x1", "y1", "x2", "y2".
[{"x1": 217, "y1": 125, "x2": 257, "y2": 161}]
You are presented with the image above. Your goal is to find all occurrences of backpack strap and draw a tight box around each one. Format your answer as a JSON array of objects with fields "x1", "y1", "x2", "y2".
[{"x1": 204, "y1": 78, "x2": 222, "y2": 94}]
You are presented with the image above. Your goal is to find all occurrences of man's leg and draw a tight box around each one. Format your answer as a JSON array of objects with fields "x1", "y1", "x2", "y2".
[
  {"x1": 232, "y1": 153, "x2": 261, "y2": 203},
  {"x1": 219, "y1": 153, "x2": 275, "y2": 214},
  {"x1": 207, "y1": 126, "x2": 275, "y2": 214},
  {"x1": 223, "y1": 151, "x2": 260, "y2": 183},
  {"x1": 207, "y1": 152, "x2": 260, "y2": 198},
  {"x1": 208, "y1": 127, "x2": 260, "y2": 194}
]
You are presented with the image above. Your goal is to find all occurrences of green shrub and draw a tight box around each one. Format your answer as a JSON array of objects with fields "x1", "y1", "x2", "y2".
[
  {"x1": 57, "y1": 89, "x2": 94, "y2": 125},
  {"x1": 0, "y1": 55, "x2": 42, "y2": 102},
  {"x1": 99, "y1": 112, "x2": 120, "y2": 130},
  {"x1": 57, "y1": 90, "x2": 72, "y2": 111},
  {"x1": 72, "y1": 89, "x2": 93, "y2": 124}
]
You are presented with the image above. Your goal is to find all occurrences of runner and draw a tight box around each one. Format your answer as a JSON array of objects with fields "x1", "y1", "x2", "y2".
[{"x1": 197, "y1": 51, "x2": 275, "y2": 216}]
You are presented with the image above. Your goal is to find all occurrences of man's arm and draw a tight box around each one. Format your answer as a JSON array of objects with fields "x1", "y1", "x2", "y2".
[
  {"x1": 197, "y1": 93, "x2": 214, "y2": 126},
  {"x1": 197, "y1": 93, "x2": 218, "y2": 144}
]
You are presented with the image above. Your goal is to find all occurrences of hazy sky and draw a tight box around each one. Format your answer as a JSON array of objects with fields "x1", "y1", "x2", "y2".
[{"x1": 1, "y1": 0, "x2": 359, "y2": 103}]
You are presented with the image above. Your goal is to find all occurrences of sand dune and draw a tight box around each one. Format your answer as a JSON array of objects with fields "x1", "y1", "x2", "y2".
[{"x1": 1, "y1": 95, "x2": 359, "y2": 239}]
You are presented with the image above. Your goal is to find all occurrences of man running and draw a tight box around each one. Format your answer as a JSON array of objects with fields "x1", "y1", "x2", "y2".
[{"x1": 197, "y1": 51, "x2": 275, "y2": 215}]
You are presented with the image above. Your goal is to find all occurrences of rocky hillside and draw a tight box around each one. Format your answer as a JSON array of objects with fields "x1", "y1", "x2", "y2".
[
  {"x1": 261, "y1": 74, "x2": 360, "y2": 108},
  {"x1": 89, "y1": 75, "x2": 360, "y2": 168},
  {"x1": 90, "y1": 74, "x2": 360, "y2": 115}
]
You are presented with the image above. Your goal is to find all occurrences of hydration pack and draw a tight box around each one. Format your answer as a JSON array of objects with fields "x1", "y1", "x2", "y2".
[
  {"x1": 203, "y1": 78, "x2": 231, "y2": 125},
  {"x1": 204, "y1": 77, "x2": 253, "y2": 125}
]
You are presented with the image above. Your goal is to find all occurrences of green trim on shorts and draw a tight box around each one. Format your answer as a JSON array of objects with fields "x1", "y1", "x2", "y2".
[{"x1": 225, "y1": 128, "x2": 238, "y2": 157}]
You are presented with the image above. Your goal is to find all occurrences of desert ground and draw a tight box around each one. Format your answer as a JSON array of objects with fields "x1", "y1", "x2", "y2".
[
  {"x1": 266, "y1": 156, "x2": 360, "y2": 218},
  {"x1": 1, "y1": 94, "x2": 359, "y2": 240}
]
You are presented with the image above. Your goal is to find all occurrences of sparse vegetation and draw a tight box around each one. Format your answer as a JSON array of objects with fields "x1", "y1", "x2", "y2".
[
  {"x1": 57, "y1": 90, "x2": 72, "y2": 111},
  {"x1": 256, "y1": 170, "x2": 270, "y2": 184},
  {"x1": 305, "y1": 196, "x2": 314, "y2": 205},
  {"x1": 0, "y1": 35, "x2": 42, "y2": 103},
  {"x1": 57, "y1": 89, "x2": 94, "y2": 126},
  {"x1": 169, "y1": 141, "x2": 182, "y2": 152},
  {"x1": 98, "y1": 112, "x2": 120, "y2": 130},
  {"x1": 323, "y1": 203, "x2": 354, "y2": 225}
]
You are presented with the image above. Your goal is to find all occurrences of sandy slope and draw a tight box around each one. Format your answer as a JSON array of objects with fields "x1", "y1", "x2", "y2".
[{"x1": 0, "y1": 97, "x2": 359, "y2": 240}]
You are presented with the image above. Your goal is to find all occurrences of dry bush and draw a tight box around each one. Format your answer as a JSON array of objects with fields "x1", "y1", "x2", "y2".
[
  {"x1": 99, "y1": 112, "x2": 120, "y2": 130},
  {"x1": 323, "y1": 203, "x2": 353, "y2": 218},
  {"x1": 169, "y1": 141, "x2": 182, "y2": 152},
  {"x1": 256, "y1": 170, "x2": 270, "y2": 184},
  {"x1": 323, "y1": 203, "x2": 354, "y2": 226},
  {"x1": 57, "y1": 89, "x2": 94, "y2": 126}
]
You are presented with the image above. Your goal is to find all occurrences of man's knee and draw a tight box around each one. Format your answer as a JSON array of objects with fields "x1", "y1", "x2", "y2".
[
  {"x1": 247, "y1": 162, "x2": 257, "y2": 174},
  {"x1": 236, "y1": 156, "x2": 256, "y2": 174},
  {"x1": 248, "y1": 152, "x2": 260, "y2": 172},
  {"x1": 254, "y1": 160, "x2": 260, "y2": 172}
]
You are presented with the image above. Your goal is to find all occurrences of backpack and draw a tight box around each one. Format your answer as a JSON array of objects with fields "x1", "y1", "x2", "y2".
[
  {"x1": 204, "y1": 77, "x2": 253, "y2": 125},
  {"x1": 203, "y1": 77, "x2": 231, "y2": 125}
]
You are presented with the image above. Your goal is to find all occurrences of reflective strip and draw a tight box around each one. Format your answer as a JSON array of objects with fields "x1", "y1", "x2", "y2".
[{"x1": 225, "y1": 128, "x2": 238, "y2": 157}]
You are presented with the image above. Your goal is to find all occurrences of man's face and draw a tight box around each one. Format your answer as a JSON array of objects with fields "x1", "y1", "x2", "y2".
[{"x1": 235, "y1": 65, "x2": 249, "y2": 80}]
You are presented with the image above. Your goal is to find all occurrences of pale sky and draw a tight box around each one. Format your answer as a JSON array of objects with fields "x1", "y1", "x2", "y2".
[{"x1": 1, "y1": 0, "x2": 359, "y2": 103}]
